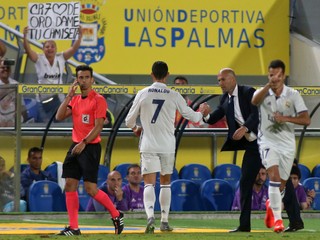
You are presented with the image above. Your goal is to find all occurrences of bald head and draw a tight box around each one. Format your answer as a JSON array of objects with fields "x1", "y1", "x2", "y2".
[
  {"x1": 218, "y1": 68, "x2": 236, "y2": 78},
  {"x1": 108, "y1": 171, "x2": 122, "y2": 180},
  {"x1": 217, "y1": 67, "x2": 237, "y2": 95},
  {"x1": 107, "y1": 171, "x2": 122, "y2": 192}
]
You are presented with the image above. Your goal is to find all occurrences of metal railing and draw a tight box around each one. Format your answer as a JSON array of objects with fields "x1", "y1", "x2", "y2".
[{"x1": 0, "y1": 22, "x2": 116, "y2": 85}]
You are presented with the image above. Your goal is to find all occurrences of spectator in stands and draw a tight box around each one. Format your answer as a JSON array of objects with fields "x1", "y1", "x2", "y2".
[
  {"x1": 0, "y1": 40, "x2": 6, "y2": 58},
  {"x1": 289, "y1": 165, "x2": 315, "y2": 210},
  {"x1": 20, "y1": 147, "x2": 56, "y2": 200},
  {"x1": 232, "y1": 167, "x2": 268, "y2": 211},
  {"x1": 23, "y1": 26, "x2": 83, "y2": 121},
  {"x1": 0, "y1": 59, "x2": 27, "y2": 126},
  {"x1": 0, "y1": 156, "x2": 27, "y2": 212},
  {"x1": 122, "y1": 164, "x2": 144, "y2": 211},
  {"x1": 86, "y1": 171, "x2": 127, "y2": 211},
  {"x1": 174, "y1": 76, "x2": 198, "y2": 128}
]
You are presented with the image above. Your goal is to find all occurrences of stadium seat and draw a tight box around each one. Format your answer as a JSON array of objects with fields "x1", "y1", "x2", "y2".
[
  {"x1": 171, "y1": 168, "x2": 179, "y2": 181},
  {"x1": 312, "y1": 164, "x2": 320, "y2": 178},
  {"x1": 97, "y1": 164, "x2": 110, "y2": 186},
  {"x1": 303, "y1": 177, "x2": 320, "y2": 210},
  {"x1": 78, "y1": 180, "x2": 91, "y2": 211},
  {"x1": 28, "y1": 180, "x2": 66, "y2": 212},
  {"x1": 44, "y1": 161, "x2": 64, "y2": 189},
  {"x1": 200, "y1": 179, "x2": 234, "y2": 211},
  {"x1": 170, "y1": 179, "x2": 202, "y2": 211},
  {"x1": 113, "y1": 163, "x2": 132, "y2": 180},
  {"x1": 20, "y1": 163, "x2": 29, "y2": 173},
  {"x1": 24, "y1": 97, "x2": 39, "y2": 122},
  {"x1": 212, "y1": 164, "x2": 241, "y2": 190},
  {"x1": 9, "y1": 164, "x2": 29, "y2": 174},
  {"x1": 45, "y1": 162, "x2": 58, "y2": 180},
  {"x1": 179, "y1": 164, "x2": 212, "y2": 185},
  {"x1": 156, "y1": 168, "x2": 179, "y2": 182},
  {"x1": 298, "y1": 163, "x2": 311, "y2": 183}
]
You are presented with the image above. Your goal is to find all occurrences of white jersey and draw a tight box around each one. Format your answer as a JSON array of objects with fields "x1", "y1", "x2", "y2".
[
  {"x1": 255, "y1": 85, "x2": 308, "y2": 154},
  {"x1": 35, "y1": 53, "x2": 65, "y2": 85},
  {"x1": 35, "y1": 53, "x2": 66, "y2": 102},
  {"x1": 125, "y1": 82, "x2": 203, "y2": 153}
]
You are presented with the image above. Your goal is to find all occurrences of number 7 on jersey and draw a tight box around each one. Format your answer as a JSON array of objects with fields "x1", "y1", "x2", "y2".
[{"x1": 151, "y1": 99, "x2": 165, "y2": 123}]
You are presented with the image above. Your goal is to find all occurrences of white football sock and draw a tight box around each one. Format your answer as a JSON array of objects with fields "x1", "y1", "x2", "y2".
[
  {"x1": 160, "y1": 185, "x2": 171, "y2": 222},
  {"x1": 269, "y1": 181, "x2": 282, "y2": 221},
  {"x1": 143, "y1": 184, "x2": 155, "y2": 220}
]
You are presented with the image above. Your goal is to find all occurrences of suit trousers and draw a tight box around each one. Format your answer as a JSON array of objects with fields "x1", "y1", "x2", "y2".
[
  {"x1": 238, "y1": 142, "x2": 302, "y2": 229},
  {"x1": 283, "y1": 177, "x2": 303, "y2": 225},
  {"x1": 239, "y1": 142, "x2": 262, "y2": 230}
]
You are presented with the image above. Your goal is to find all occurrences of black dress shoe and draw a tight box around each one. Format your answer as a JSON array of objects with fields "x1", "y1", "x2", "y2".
[
  {"x1": 284, "y1": 222, "x2": 304, "y2": 232},
  {"x1": 229, "y1": 227, "x2": 250, "y2": 233}
]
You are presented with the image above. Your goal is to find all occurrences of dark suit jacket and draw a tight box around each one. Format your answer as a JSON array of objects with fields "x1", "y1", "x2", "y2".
[{"x1": 205, "y1": 85, "x2": 259, "y2": 151}]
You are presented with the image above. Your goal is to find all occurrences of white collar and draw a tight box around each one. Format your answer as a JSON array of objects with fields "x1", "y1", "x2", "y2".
[
  {"x1": 229, "y1": 85, "x2": 238, "y2": 98},
  {"x1": 268, "y1": 84, "x2": 288, "y2": 97}
]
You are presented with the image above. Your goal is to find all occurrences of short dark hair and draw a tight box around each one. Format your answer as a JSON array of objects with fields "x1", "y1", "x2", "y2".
[
  {"x1": 268, "y1": 59, "x2": 286, "y2": 74},
  {"x1": 28, "y1": 147, "x2": 43, "y2": 158},
  {"x1": 290, "y1": 165, "x2": 301, "y2": 180},
  {"x1": 174, "y1": 76, "x2": 188, "y2": 84},
  {"x1": 152, "y1": 61, "x2": 168, "y2": 80},
  {"x1": 76, "y1": 65, "x2": 93, "y2": 77},
  {"x1": 126, "y1": 164, "x2": 141, "y2": 176}
]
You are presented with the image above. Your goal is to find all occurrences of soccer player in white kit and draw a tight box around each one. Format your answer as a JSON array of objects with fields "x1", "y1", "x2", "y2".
[
  {"x1": 251, "y1": 59, "x2": 310, "y2": 233},
  {"x1": 125, "y1": 61, "x2": 204, "y2": 233}
]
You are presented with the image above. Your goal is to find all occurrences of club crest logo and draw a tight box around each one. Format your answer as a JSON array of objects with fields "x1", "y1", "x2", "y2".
[
  {"x1": 74, "y1": 0, "x2": 107, "y2": 65},
  {"x1": 43, "y1": 183, "x2": 49, "y2": 194}
]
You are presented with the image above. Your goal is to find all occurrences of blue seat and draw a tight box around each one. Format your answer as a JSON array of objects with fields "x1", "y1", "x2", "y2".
[
  {"x1": 9, "y1": 164, "x2": 29, "y2": 174},
  {"x1": 298, "y1": 163, "x2": 311, "y2": 183},
  {"x1": 170, "y1": 179, "x2": 202, "y2": 211},
  {"x1": 20, "y1": 163, "x2": 29, "y2": 173},
  {"x1": 97, "y1": 165, "x2": 110, "y2": 186},
  {"x1": 24, "y1": 97, "x2": 39, "y2": 122},
  {"x1": 302, "y1": 177, "x2": 320, "y2": 210},
  {"x1": 78, "y1": 180, "x2": 91, "y2": 211},
  {"x1": 156, "y1": 168, "x2": 179, "y2": 182},
  {"x1": 312, "y1": 164, "x2": 320, "y2": 177},
  {"x1": 44, "y1": 162, "x2": 59, "y2": 180},
  {"x1": 212, "y1": 164, "x2": 241, "y2": 190},
  {"x1": 171, "y1": 168, "x2": 179, "y2": 181},
  {"x1": 28, "y1": 180, "x2": 66, "y2": 212},
  {"x1": 179, "y1": 164, "x2": 212, "y2": 185},
  {"x1": 200, "y1": 179, "x2": 234, "y2": 211},
  {"x1": 113, "y1": 163, "x2": 132, "y2": 180}
]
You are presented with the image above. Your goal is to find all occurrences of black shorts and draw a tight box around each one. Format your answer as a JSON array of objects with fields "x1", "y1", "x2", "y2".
[{"x1": 62, "y1": 142, "x2": 101, "y2": 183}]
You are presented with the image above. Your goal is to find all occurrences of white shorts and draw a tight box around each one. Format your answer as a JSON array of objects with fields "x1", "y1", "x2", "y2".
[
  {"x1": 140, "y1": 152, "x2": 175, "y2": 176},
  {"x1": 259, "y1": 147, "x2": 294, "y2": 180}
]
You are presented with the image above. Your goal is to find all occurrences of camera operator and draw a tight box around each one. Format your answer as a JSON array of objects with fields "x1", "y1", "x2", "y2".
[{"x1": 0, "y1": 58, "x2": 27, "y2": 127}]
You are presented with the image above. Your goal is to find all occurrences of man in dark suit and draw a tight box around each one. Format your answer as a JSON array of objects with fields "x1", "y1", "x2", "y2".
[
  {"x1": 202, "y1": 68, "x2": 262, "y2": 232},
  {"x1": 201, "y1": 68, "x2": 303, "y2": 232}
]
